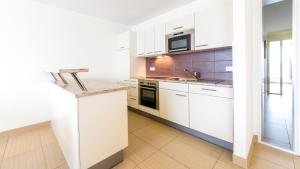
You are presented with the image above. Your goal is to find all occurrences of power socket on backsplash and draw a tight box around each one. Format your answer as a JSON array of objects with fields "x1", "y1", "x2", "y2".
[
  {"x1": 226, "y1": 66, "x2": 233, "y2": 72},
  {"x1": 150, "y1": 66, "x2": 156, "y2": 72}
]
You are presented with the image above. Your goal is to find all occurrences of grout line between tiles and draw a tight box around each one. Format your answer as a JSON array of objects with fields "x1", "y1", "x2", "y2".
[
  {"x1": 0, "y1": 136, "x2": 9, "y2": 169},
  {"x1": 211, "y1": 149, "x2": 224, "y2": 169},
  {"x1": 38, "y1": 129, "x2": 50, "y2": 169},
  {"x1": 158, "y1": 149, "x2": 191, "y2": 169},
  {"x1": 252, "y1": 153, "x2": 293, "y2": 169}
]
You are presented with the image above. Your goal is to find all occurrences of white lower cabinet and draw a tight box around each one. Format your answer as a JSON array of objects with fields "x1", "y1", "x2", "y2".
[
  {"x1": 128, "y1": 96, "x2": 138, "y2": 108},
  {"x1": 159, "y1": 89, "x2": 189, "y2": 127},
  {"x1": 189, "y1": 93, "x2": 233, "y2": 143}
]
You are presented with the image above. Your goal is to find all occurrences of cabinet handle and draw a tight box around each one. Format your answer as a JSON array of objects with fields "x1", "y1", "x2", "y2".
[
  {"x1": 138, "y1": 53, "x2": 144, "y2": 55},
  {"x1": 155, "y1": 51, "x2": 162, "y2": 53},
  {"x1": 201, "y1": 88, "x2": 217, "y2": 92},
  {"x1": 173, "y1": 26, "x2": 183, "y2": 30},
  {"x1": 130, "y1": 98, "x2": 137, "y2": 101},
  {"x1": 196, "y1": 44, "x2": 209, "y2": 47},
  {"x1": 120, "y1": 46, "x2": 125, "y2": 49},
  {"x1": 175, "y1": 94, "x2": 187, "y2": 97},
  {"x1": 131, "y1": 87, "x2": 137, "y2": 89},
  {"x1": 146, "y1": 52, "x2": 153, "y2": 54}
]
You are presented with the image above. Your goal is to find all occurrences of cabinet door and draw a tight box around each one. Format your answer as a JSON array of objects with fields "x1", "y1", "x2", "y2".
[
  {"x1": 195, "y1": 1, "x2": 232, "y2": 50},
  {"x1": 117, "y1": 32, "x2": 130, "y2": 50},
  {"x1": 166, "y1": 14, "x2": 194, "y2": 34},
  {"x1": 116, "y1": 50, "x2": 130, "y2": 79},
  {"x1": 154, "y1": 24, "x2": 166, "y2": 55},
  {"x1": 159, "y1": 89, "x2": 189, "y2": 127},
  {"x1": 189, "y1": 93, "x2": 233, "y2": 143},
  {"x1": 144, "y1": 27, "x2": 155, "y2": 56},
  {"x1": 136, "y1": 30, "x2": 145, "y2": 56}
]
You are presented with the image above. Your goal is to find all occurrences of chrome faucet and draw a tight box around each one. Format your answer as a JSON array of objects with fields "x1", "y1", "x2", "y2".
[{"x1": 184, "y1": 69, "x2": 201, "y2": 80}]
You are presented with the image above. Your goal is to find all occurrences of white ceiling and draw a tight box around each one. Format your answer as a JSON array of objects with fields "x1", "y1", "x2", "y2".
[
  {"x1": 36, "y1": 0, "x2": 196, "y2": 26},
  {"x1": 263, "y1": 0, "x2": 285, "y2": 6}
]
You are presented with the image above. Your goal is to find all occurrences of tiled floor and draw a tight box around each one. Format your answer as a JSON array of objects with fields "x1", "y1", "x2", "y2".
[
  {"x1": 114, "y1": 111, "x2": 300, "y2": 169},
  {"x1": 0, "y1": 126, "x2": 68, "y2": 169},
  {"x1": 1, "y1": 111, "x2": 300, "y2": 169},
  {"x1": 263, "y1": 84, "x2": 293, "y2": 150}
]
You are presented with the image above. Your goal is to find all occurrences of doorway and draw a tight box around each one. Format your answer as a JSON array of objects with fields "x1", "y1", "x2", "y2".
[{"x1": 262, "y1": 0, "x2": 294, "y2": 150}]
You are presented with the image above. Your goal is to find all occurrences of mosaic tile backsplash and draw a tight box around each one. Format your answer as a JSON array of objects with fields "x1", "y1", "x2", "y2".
[{"x1": 146, "y1": 48, "x2": 232, "y2": 81}]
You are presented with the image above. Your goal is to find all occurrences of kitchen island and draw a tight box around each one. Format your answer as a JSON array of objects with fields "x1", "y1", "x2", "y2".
[{"x1": 50, "y1": 79, "x2": 128, "y2": 169}]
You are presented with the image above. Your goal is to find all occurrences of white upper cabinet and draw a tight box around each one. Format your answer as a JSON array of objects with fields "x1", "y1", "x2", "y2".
[
  {"x1": 117, "y1": 32, "x2": 130, "y2": 50},
  {"x1": 154, "y1": 24, "x2": 166, "y2": 55},
  {"x1": 195, "y1": 1, "x2": 233, "y2": 50},
  {"x1": 136, "y1": 24, "x2": 166, "y2": 57},
  {"x1": 166, "y1": 14, "x2": 195, "y2": 34},
  {"x1": 144, "y1": 27, "x2": 155, "y2": 55},
  {"x1": 136, "y1": 30, "x2": 145, "y2": 56}
]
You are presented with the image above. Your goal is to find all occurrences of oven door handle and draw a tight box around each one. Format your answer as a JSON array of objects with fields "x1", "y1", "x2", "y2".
[
  {"x1": 169, "y1": 48, "x2": 188, "y2": 52},
  {"x1": 140, "y1": 87, "x2": 156, "y2": 91}
]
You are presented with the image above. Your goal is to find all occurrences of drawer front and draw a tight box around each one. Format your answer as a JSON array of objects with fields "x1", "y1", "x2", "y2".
[
  {"x1": 128, "y1": 96, "x2": 138, "y2": 108},
  {"x1": 128, "y1": 85, "x2": 138, "y2": 97},
  {"x1": 159, "y1": 82, "x2": 189, "y2": 92},
  {"x1": 189, "y1": 84, "x2": 233, "y2": 98},
  {"x1": 123, "y1": 79, "x2": 138, "y2": 85}
]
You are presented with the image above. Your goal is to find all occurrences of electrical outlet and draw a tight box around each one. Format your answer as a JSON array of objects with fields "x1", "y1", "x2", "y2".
[
  {"x1": 226, "y1": 66, "x2": 233, "y2": 72},
  {"x1": 150, "y1": 67, "x2": 156, "y2": 71}
]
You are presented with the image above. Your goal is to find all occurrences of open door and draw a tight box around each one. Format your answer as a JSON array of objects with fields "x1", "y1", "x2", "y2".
[{"x1": 262, "y1": 30, "x2": 294, "y2": 150}]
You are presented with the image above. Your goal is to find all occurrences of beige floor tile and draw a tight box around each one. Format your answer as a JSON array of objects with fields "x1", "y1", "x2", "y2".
[
  {"x1": 176, "y1": 133, "x2": 223, "y2": 158},
  {"x1": 124, "y1": 134, "x2": 157, "y2": 164},
  {"x1": 39, "y1": 127, "x2": 57, "y2": 146},
  {"x1": 128, "y1": 113, "x2": 153, "y2": 133},
  {"x1": 148, "y1": 122, "x2": 181, "y2": 138},
  {"x1": 214, "y1": 161, "x2": 244, "y2": 169},
  {"x1": 294, "y1": 156, "x2": 300, "y2": 169},
  {"x1": 113, "y1": 159, "x2": 136, "y2": 169},
  {"x1": 253, "y1": 143, "x2": 294, "y2": 169},
  {"x1": 55, "y1": 163, "x2": 69, "y2": 169},
  {"x1": 250, "y1": 156, "x2": 289, "y2": 169},
  {"x1": 161, "y1": 139, "x2": 219, "y2": 169},
  {"x1": 42, "y1": 143, "x2": 65, "y2": 169},
  {"x1": 213, "y1": 150, "x2": 243, "y2": 169},
  {"x1": 1, "y1": 149, "x2": 46, "y2": 169},
  {"x1": 0, "y1": 135, "x2": 8, "y2": 166},
  {"x1": 138, "y1": 151, "x2": 188, "y2": 169},
  {"x1": 133, "y1": 122, "x2": 180, "y2": 149},
  {"x1": 4, "y1": 131, "x2": 41, "y2": 158}
]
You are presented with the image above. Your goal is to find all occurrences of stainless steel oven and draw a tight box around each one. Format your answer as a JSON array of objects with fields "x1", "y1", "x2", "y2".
[
  {"x1": 167, "y1": 29, "x2": 195, "y2": 53},
  {"x1": 139, "y1": 79, "x2": 159, "y2": 110}
]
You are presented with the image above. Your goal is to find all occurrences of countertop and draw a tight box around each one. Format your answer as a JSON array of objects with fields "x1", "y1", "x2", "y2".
[
  {"x1": 54, "y1": 79, "x2": 129, "y2": 98},
  {"x1": 132, "y1": 77, "x2": 233, "y2": 88}
]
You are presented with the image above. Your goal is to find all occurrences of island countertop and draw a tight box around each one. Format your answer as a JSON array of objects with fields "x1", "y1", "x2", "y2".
[{"x1": 54, "y1": 79, "x2": 129, "y2": 98}]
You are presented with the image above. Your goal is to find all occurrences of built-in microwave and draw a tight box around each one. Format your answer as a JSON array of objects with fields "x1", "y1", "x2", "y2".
[{"x1": 167, "y1": 29, "x2": 195, "y2": 53}]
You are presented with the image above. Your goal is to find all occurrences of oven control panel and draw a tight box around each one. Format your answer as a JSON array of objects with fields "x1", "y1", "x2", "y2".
[{"x1": 139, "y1": 80, "x2": 158, "y2": 87}]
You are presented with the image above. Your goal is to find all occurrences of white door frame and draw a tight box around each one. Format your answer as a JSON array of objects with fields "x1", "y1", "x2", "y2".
[{"x1": 256, "y1": 0, "x2": 300, "y2": 155}]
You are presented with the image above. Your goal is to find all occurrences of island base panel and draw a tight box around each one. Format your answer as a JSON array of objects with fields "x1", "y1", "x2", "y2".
[{"x1": 88, "y1": 150, "x2": 123, "y2": 169}]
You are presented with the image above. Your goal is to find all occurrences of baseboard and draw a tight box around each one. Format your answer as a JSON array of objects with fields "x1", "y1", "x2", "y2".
[
  {"x1": 233, "y1": 135, "x2": 258, "y2": 169},
  {"x1": 0, "y1": 121, "x2": 51, "y2": 137}
]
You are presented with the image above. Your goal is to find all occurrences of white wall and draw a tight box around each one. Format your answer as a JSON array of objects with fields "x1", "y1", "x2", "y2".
[
  {"x1": 294, "y1": 0, "x2": 300, "y2": 155},
  {"x1": 233, "y1": 0, "x2": 256, "y2": 159},
  {"x1": 263, "y1": 0, "x2": 293, "y2": 35},
  {"x1": 0, "y1": 0, "x2": 128, "y2": 132}
]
